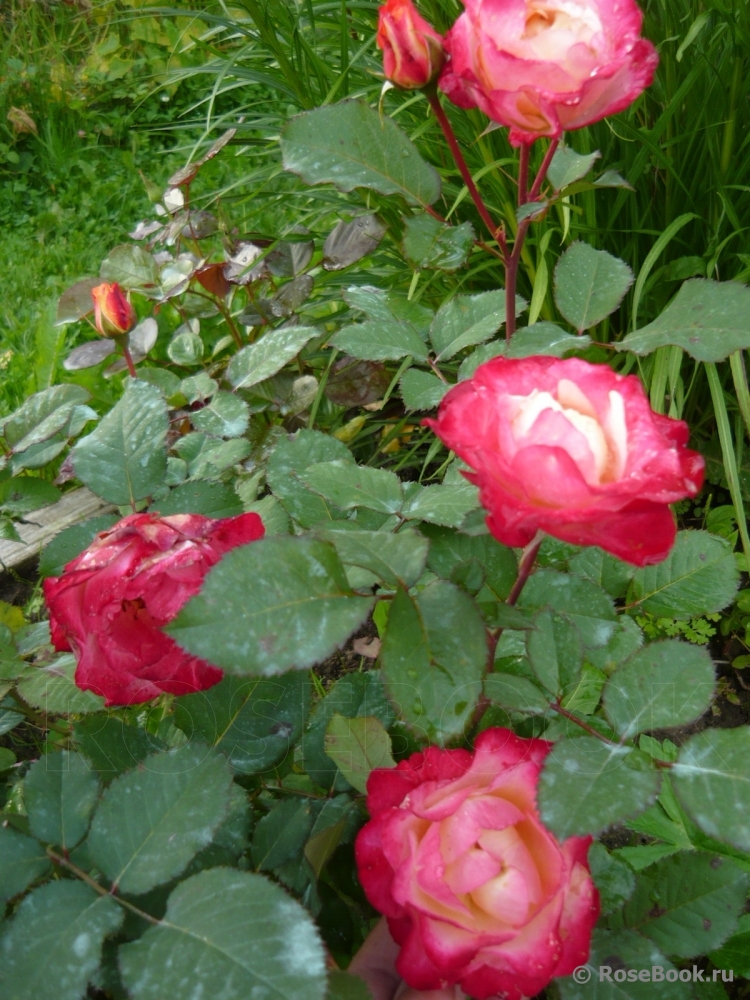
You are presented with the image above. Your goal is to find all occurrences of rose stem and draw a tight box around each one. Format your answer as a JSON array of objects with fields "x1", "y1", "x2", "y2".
[
  {"x1": 426, "y1": 87, "x2": 501, "y2": 243},
  {"x1": 528, "y1": 137, "x2": 559, "y2": 202},
  {"x1": 505, "y1": 138, "x2": 559, "y2": 340},
  {"x1": 47, "y1": 848, "x2": 161, "y2": 925},
  {"x1": 517, "y1": 142, "x2": 530, "y2": 205},
  {"x1": 506, "y1": 531, "x2": 544, "y2": 606},
  {"x1": 123, "y1": 344, "x2": 138, "y2": 379}
]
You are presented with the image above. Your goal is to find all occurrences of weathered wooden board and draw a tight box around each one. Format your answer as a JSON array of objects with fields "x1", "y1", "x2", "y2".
[{"x1": 0, "y1": 488, "x2": 115, "y2": 571}]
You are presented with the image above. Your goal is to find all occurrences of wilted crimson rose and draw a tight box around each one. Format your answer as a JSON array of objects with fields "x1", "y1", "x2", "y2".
[
  {"x1": 356, "y1": 728, "x2": 599, "y2": 999},
  {"x1": 425, "y1": 356, "x2": 703, "y2": 565},
  {"x1": 377, "y1": 0, "x2": 445, "y2": 90},
  {"x1": 439, "y1": 0, "x2": 658, "y2": 145},
  {"x1": 43, "y1": 512, "x2": 264, "y2": 706},
  {"x1": 91, "y1": 282, "x2": 136, "y2": 337}
]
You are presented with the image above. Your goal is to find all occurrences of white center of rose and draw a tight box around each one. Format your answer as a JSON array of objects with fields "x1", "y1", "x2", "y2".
[
  {"x1": 521, "y1": 0, "x2": 602, "y2": 58},
  {"x1": 510, "y1": 379, "x2": 627, "y2": 484}
]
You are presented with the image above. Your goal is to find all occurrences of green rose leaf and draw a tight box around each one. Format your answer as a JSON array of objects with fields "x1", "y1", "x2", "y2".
[
  {"x1": 0, "y1": 881, "x2": 123, "y2": 1000},
  {"x1": 623, "y1": 851, "x2": 748, "y2": 958},
  {"x1": 39, "y1": 514, "x2": 118, "y2": 578},
  {"x1": 518, "y1": 569, "x2": 617, "y2": 648},
  {"x1": 168, "y1": 536, "x2": 373, "y2": 676},
  {"x1": 73, "y1": 715, "x2": 167, "y2": 776},
  {"x1": 87, "y1": 745, "x2": 234, "y2": 895},
  {"x1": 319, "y1": 526, "x2": 429, "y2": 588},
  {"x1": 303, "y1": 671, "x2": 395, "y2": 791},
  {"x1": 1, "y1": 384, "x2": 90, "y2": 451},
  {"x1": 0, "y1": 476, "x2": 61, "y2": 515},
  {"x1": 119, "y1": 869, "x2": 327, "y2": 1000},
  {"x1": 526, "y1": 610, "x2": 584, "y2": 696},
  {"x1": 301, "y1": 460, "x2": 404, "y2": 514},
  {"x1": 547, "y1": 146, "x2": 601, "y2": 190},
  {"x1": 603, "y1": 640, "x2": 715, "y2": 739},
  {"x1": 672, "y1": 727, "x2": 750, "y2": 853},
  {"x1": 72, "y1": 378, "x2": 168, "y2": 506},
  {"x1": 709, "y1": 913, "x2": 750, "y2": 978},
  {"x1": 227, "y1": 326, "x2": 319, "y2": 389},
  {"x1": 430, "y1": 291, "x2": 526, "y2": 361},
  {"x1": 558, "y1": 928, "x2": 690, "y2": 1000},
  {"x1": 100, "y1": 243, "x2": 158, "y2": 290},
  {"x1": 18, "y1": 654, "x2": 105, "y2": 715},
  {"x1": 331, "y1": 319, "x2": 429, "y2": 362},
  {"x1": 402, "y1": 214, "x2": 475, "y2": 271},
  {"x1": 629, "y1": 530, "x2": 738, "y2": 618},
  {"x1": 252, "y1": 796, "x2": 322, "y2": 871},
  {"x1": 400, "y1": 369, "x2": 450, "y2": 411},
  {"x1": 619, "y1": 279, "x2": 750, "y2": 361},
  {"x1": 154, "y1": 480, "x2": 244, "y2": 518},
  {"x1": 191, "y1": 391, "x2": 249, "y2": 438},
  {"x1": 0, "y1": 826, "x2": 51, "y2": 904},
  {"x1": 402, "y1": 482, "x2": 480, "y2": 528},
  {"x1": 280, "y1": 100, "x2": 440, "y2": 208},
  {"x1": 174, "y1": 672, "x2": 310, "y2": 775},
  {"x1": 483, "y1": 672, "x2": 551, "y2": 715},
  {"x1": 324, "y1": 714, "x2": 395, "y2": 793},
  {"x1": 266, "y1": 429, "x2": 354, "y2": 528},
  {"x1": 538, "y1": 738, "x2": 661, "y2": 838},
  {"x1": 381, "y1": 581, "x2": 486, "y2": 743},
  {"x1": 506, "y1": 322, "x2": 592, "y2": 358},
  {"x1": 588, "y1": 842, "x2": 636, "y2": 915},
  {"x1": 554, "y1": 242, "x2": 634, "y2": 332},
  {"x1": 24, "y1": 750, "x2": 100, "y2": 850}
]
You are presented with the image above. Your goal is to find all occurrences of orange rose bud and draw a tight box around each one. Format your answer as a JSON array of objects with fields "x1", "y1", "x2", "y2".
[
  {"x1": 91, "y1": 282, "x2": 136, "y2": 337},
  {"x1": 377, "y1": 0, "x2": 445, "y2": 90}
]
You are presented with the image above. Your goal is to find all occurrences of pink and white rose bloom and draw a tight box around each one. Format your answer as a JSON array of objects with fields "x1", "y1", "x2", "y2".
[
  {"x1": 356, "y1": 728, "x2": 599, "y2": 999},
  {"x1": 425, "y1": 356, "x2": 704, "y2": 566},
  {"x1": 439, "y1": 0, "x2": 659, "y2": 145}
]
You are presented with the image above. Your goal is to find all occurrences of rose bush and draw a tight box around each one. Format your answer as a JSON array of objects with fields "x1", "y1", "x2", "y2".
[
  {"x1": 356, "y1": 727, "x2": 599, "y2": 999},
  {"x1": 91, "y1": 281, "x2": 136, "y2": 337},
  {"x1": 377, "y1": 0, "x2": 445, "y2": 90},
  {"x1": 425, "y1": 355, "x2": 704, "y2": 565},
  {"x1": 44, "y1": 511, "x2": 264, "y2": 705},
  {"x1": 439, "y1": 0, "x2": 659, "y2": 144}
]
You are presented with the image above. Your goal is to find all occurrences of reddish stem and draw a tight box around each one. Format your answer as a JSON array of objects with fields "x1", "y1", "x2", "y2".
[
  {"x1": 505, "y1": 138, "x2": 560, "y2": 339},
  {"x1": 529, "y1": 137, "x2": 560, "y2": 201},
  {"x1": 426, "y1": 89, "x2": 501, "y2": 243},
  {"x1": 123, "y1": 345, "x2": 137, "y2": 378},
  {"x1": 517, "y1": 143, "x2": 530, "y2": 205},
  {"x1": 506, "y1": 531, "x2": 544, "y2": 606}
]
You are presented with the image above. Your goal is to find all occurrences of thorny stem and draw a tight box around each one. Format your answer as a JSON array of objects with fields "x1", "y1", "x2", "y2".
[
  {"x1": 426, "y1": 88, "x2": 501, "y2": 243},
  {"x1": 506, "y1": 531, "x2": 544, "y2": 606},
  {"x1": 528, "y1": 137, "x2": 560, "y2": 202},
  {"x1": 47, "y1": 849, "x2": 161, "y2": 925}
]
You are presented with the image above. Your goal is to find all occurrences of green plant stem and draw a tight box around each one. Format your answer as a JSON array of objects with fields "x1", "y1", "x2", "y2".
[
  {"x1": 425, "y1": 88, "x2": 500, "y2": 243},
  {"x1": 47, "y1": 848, "x2": 160, "y2": 925},
  {"x1": 730, "y1": 350, "x2": 750, "y2": 442},
  {"x1": 705, "y1": 361, "x2": 750, "y2": 567}
]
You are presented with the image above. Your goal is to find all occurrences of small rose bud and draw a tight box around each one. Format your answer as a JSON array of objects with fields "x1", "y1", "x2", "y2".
[
  {"x1": 91, "y1": 282, "x2": 136, "y2": 337},
  {"x1": 377, "y1": 0, "x2": 445, "y2": 90}
]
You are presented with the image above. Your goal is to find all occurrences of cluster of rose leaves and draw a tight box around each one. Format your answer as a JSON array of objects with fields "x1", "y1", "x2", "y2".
[{"x1": 39, "y1": 2, "x2": 709, "y2": 998}]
